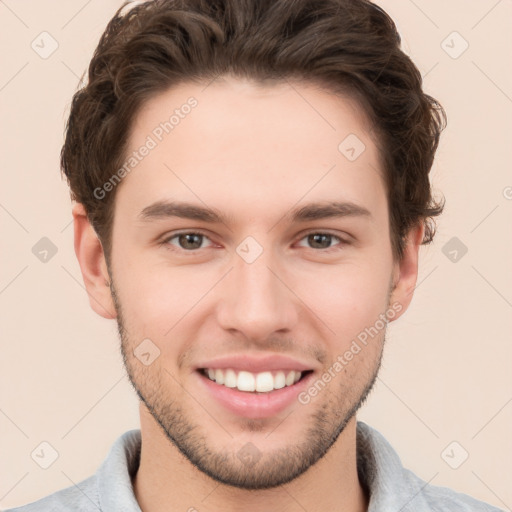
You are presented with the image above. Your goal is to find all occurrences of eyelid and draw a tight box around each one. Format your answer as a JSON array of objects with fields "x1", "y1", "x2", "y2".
[
  {"x1": 297, "y1": 228, "x2": 352, "y2": 242},
  {"x1": 161, "y1": 229, "x2": 216, "y2": 248},
  {"x1": 295, "y1": 230, "x2": 350, "y2": 250}
]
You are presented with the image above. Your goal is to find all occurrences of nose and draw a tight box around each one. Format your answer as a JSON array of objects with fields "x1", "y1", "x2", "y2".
[{"x1": 216, "y1": 244, "x2": 299, "y2": 342}]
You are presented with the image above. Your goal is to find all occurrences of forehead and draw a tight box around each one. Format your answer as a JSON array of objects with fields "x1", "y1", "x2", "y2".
[
  {"x1": 115, "y1": 76, "x2": 386, "y2": 226},
  {"x1": 130, "y1": 75, "x2": 376, "y2": 151}
]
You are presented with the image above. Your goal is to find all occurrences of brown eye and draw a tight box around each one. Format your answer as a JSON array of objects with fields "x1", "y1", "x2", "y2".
[
  {"x1": 164, "y1": 232, "x2": 212, "y2": 251},
  {"x1": 297, "y1": 232, "x2": 346, "y2": 250}
]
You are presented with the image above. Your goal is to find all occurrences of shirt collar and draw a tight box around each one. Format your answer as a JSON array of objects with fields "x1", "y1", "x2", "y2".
[{"x1": 97, "y1": 428, "x2": 142, "y2": 511}]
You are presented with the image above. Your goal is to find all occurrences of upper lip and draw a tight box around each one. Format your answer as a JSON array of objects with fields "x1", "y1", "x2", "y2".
[{"x1": 195, "y1": 354, "x2": 316, "y2": 373}]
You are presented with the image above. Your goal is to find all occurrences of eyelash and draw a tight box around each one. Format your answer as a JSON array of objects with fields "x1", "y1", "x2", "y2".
[{"x1": 160, "y1": 230, "x2": 350, "y2": 254}]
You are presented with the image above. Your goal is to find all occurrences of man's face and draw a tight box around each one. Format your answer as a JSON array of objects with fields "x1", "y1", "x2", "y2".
[{"x1": 106, "y1": 76, "x2": 405, "y2": 489}]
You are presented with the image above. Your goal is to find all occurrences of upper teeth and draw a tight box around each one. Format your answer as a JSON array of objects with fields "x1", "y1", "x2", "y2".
[{"x1": 205, "y1": 368, "x2": 302, "y2": 393}]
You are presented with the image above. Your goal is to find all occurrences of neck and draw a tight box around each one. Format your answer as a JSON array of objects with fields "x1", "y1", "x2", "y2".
[{"x1": 133, "y1": 405, "x2": 368, "y2": 512}]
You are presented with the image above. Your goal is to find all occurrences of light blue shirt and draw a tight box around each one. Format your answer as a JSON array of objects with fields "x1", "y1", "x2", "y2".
[{"x1": 5, "y1": 421, "x2": 504, "y2": 511}]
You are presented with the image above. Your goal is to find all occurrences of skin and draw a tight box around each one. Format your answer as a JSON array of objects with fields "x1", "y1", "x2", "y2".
[{"x1": 73, "y1": 75, "x2": 423, "y2": 512}]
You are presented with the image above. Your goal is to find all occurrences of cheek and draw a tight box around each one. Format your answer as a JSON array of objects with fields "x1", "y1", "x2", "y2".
[
  {"x1": 115, "y1": 261, "x2": 215, "y2": 335},
  {"x1": 294, "y1": 261, "x2": 391, "y2": 336}
]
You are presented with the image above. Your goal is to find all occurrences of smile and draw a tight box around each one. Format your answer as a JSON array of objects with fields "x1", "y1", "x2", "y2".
[{"x1": 200, "y1": 368, "x2": 313, "y2": 393}]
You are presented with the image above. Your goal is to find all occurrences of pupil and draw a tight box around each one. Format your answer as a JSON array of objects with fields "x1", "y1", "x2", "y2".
[
  {"x1": 309, "y1": 234, "x2": 330, "y2": 249},
  {"x1": 180, "y1": 233, "x2": 202, "y2": 249}
]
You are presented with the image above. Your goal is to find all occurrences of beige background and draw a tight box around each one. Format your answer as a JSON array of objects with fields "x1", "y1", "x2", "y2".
[{"x1": 1, "y1": 0, "x2": 511, "y2": 509}]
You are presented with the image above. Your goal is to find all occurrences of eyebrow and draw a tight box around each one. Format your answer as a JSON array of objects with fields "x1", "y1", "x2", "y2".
[{"x1": 137, "y1": 199, "x2": 372, "y2": 225}]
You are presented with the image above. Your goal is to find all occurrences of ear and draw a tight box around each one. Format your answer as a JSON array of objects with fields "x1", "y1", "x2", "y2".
[
  {"x1": 388, "y1": 222, "x2": 425, "y2": 322},
  {"x1": 72, "y1": 203, "x2": 117, "y2": 319}
]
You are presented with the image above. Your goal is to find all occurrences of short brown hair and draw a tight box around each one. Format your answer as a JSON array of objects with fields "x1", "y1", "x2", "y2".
[{"x1": 61, "y1": 0, "x2": 446, "y2": 266}]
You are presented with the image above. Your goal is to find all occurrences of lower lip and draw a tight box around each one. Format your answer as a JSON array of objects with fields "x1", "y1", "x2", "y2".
[{"x1": 195, "y1": 370, "x2": 315, "y2": 419}]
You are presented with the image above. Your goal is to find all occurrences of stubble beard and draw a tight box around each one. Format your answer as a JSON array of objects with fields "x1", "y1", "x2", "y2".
[{"x1": 110, "y1": 278, "x2": 385, "y2": 490}]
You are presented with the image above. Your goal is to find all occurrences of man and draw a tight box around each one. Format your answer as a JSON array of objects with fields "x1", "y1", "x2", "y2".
[{"x1": 7, "y1": 0, "x2": 503, "y2": 510}]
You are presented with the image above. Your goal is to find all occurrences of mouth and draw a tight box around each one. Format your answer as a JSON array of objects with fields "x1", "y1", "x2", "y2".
[
  {"x1": 194, "y1": 367, "x2": 315, "y2": 419},
  {"x1": 197, "y1": 368, "x2": 314, "y2": 394}
]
